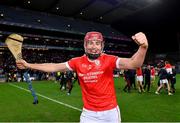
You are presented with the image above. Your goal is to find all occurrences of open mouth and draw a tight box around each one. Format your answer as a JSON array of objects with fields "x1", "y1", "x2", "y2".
[{"x1": 88, "y1": 49, "x2": 100, "y2": 54}]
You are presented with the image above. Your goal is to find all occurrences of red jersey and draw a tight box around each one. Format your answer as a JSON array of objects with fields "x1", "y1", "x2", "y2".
[
  {"x1": 165, "y1": 63, "x2": 172, "y2": 69},
  {"x1": 151, "y1": 68, "x2": 155, "y2": 76},
  {"x1": 136, "y1": 67, "x2": 142, "y2": 76},
  {"x1": 165, "y1": 63, "x2": 172, "y2": 74},
  {"x1": 66, "y1": 53, "x2": 119, "y2": 111}
]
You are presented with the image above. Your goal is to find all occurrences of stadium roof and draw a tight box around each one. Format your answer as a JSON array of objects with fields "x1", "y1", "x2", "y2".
[
  {"x1": 0, "y1": 0, "x2": 179, "y2": 28},
  {"x1": 0, "y1": 0, "x2": 180, "y2": 53}
]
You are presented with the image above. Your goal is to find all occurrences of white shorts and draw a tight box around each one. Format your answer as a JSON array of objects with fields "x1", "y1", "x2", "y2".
[
  {"x1": 80, "y1": 106, "x2": 121, "y2": 123},
  {"x1": 136, "y1": 76, "x2": 143, "y2": 82},
  {"x1": 166, "y1": 68, "x2": 173, "y2": 74},
  {"x1": 160, "y1": 79, "x2": 168, "y2": 84}
]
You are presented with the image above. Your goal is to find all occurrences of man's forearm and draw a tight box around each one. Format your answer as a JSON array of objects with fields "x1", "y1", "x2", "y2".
[
  {"x1": 28, "y1": 63, "x2": 67, "y2": 72},
  {"x1": 131, "y1": 46, "x2": 148, "y2": 67}
]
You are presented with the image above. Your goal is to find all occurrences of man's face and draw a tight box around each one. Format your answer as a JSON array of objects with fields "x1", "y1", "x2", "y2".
[{"x1": 85, "y1": 39, "x2": 103, "y2": 55}]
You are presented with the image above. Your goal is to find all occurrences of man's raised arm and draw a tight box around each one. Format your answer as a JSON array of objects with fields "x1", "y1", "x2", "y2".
[{"x1": 118, "y1": 32, "x2": 148, "y2": 70}]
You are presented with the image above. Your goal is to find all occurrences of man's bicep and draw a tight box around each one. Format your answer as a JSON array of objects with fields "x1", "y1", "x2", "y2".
[
  {"x1": 56, "y1": 62, "x2": 70, "y2": 72},
  {"x1": 117, "y1": 57, "x2": 134, "y2": 69}
]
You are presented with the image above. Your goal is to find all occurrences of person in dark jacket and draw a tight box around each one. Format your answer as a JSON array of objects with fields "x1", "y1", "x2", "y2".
[
  {"x1": 123, "y1": 69, "x2": 131, "y2": 92},
  {"x1": 66, "y1": 70, "x2": 74, "y2": 95},
  {"x1": 155, "y1": 62, "x2": 172, "y2": 95},
  {"x1": 171, "y1": 66, "x2": 176, "y2": 93},
  {"x1": 143, "y1": 65, "x2": 151, "y2": 92}
]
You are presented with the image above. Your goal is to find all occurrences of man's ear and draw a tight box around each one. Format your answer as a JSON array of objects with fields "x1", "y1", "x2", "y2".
[
  {"x1": 84, "y1": 42, "x2": 87, "y2": 52},
  {"x1": 101, "y1": 42, "x2": 104, "y2": 52}
]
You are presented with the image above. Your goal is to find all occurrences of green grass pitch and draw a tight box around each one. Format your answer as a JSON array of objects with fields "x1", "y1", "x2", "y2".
[{"x1": 0, "y1": 74, "x2": 179, "y2": 122}]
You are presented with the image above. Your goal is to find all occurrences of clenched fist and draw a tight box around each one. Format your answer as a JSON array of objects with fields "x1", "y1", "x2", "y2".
[{"x1": 132, "y1": 32, "x2": 148, "y2": 49}]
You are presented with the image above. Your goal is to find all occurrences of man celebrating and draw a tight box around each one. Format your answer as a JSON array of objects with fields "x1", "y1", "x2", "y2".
[{"x1": 16, "y1": 31, "x2": 148, "y2": 123}]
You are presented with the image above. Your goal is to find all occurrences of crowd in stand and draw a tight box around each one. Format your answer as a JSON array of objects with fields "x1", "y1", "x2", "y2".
[
  {"x1": 0, "y1": 49, "x2": 177, "y2": 96},
  {"x1": 0, "y1": 49, "x2": 82, "y2": 82}
]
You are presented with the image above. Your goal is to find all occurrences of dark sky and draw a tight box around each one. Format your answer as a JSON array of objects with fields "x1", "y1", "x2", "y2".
[
  {"x1": 112, "y1": 0, "x2": 180, "y2": 54},
  {"x1": 146, "y1": 31, "x2": 179, "y2": 53},
  {"x1": 115, "y1": 30, "x2": 179, "y2": 54}
]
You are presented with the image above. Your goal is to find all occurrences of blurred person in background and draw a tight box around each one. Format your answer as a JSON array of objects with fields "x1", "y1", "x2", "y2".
[
  {"x1": 155, "y1": 61, "x2": 172, "y2": 96},
  {"x1": 171, "y1": 66, "x2": 176, "y2": 93},
  {"x1": 150, "y1": 66, "x2": 155, "y2": 86},
  {"x1": 143, "y1": 65, "x2": 151, "y2": 92},
  {"x1": 136, "y1": 67, "x2": 145, "y2": 93}
]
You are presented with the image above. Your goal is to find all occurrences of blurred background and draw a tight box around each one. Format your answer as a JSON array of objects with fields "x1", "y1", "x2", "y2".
[{"x1": 0, "y1": 0, "x2": 180, "y2": 80}]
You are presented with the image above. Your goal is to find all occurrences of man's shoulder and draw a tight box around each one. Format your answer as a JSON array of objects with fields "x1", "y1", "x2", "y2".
[
  {"x1": 101, "y1": 53, "x2": 117, "y2": 58},
  {"x1": 100, "y1": 53, "x2": 118, "y2": 65}
]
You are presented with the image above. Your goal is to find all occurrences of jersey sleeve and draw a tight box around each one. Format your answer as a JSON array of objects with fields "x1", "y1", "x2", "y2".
[
  {"x1": 66, "y1": 58, "x2": 78, "y2": 71},
  {"x1": 108, "y1": 55, "x2": 119, "y2": 69},
  {"x1": 116, "y1": 58, "x2": 120, "y2": 69}
]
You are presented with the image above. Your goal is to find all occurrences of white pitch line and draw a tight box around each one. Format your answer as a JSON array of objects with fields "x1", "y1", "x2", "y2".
[{"x1": 9, "y1": 83, "x2": 82, "y2": 112}]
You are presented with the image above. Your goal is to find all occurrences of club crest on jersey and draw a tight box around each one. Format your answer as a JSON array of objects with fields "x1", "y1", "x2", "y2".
[{"x1": 94, "y1": 60, "x2": 100, "y2": 66}]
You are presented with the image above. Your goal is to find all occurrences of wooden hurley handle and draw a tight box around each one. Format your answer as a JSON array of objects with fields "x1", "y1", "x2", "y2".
[{"x1": 5, "y1": 33, "x2": 24, "y2": 60}]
